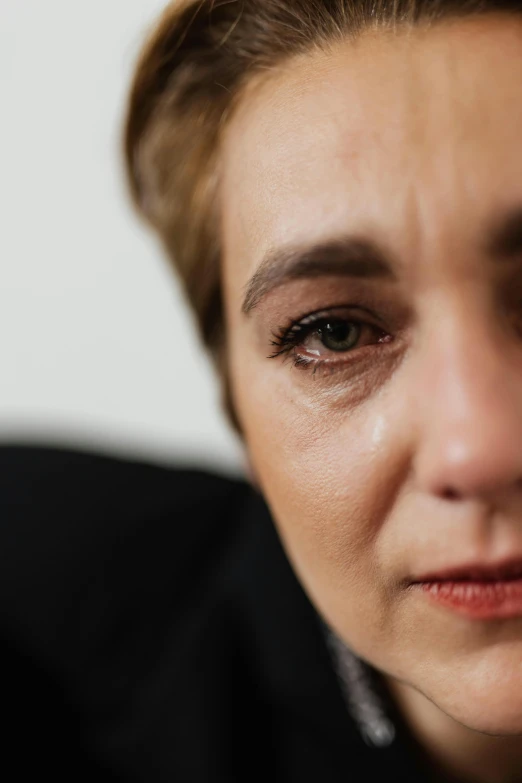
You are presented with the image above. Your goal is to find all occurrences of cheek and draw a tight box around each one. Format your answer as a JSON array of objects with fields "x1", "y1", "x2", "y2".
[{"x1": 232, "y1": 348, "x2": 408, "y2": 648}]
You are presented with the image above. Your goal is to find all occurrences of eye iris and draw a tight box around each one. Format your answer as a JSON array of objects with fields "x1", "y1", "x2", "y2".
[{"x1": 319, "y1": 321, "x2": 360, "y2": 352}]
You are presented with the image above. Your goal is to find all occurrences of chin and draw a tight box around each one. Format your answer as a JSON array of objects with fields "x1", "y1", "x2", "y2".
[
  {"x1": 450, "y1": 702, "x2": 522, "y2": 737},
  {"x1": 426, "y1": 652, "x2": 522, "y2": 736},
  {"x1": 384, "y1": 635, "x2": 522, "y2": 738}
]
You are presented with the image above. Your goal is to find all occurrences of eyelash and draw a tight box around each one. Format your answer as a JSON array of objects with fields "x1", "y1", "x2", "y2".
[{"x1": 268, "y1": 307, "x2": 392, "y2": 374}]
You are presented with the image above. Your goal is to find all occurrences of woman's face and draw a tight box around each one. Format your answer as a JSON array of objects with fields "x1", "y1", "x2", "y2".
[{"x1": 221, "y1": 14, "x2": 522, "y2": 734}]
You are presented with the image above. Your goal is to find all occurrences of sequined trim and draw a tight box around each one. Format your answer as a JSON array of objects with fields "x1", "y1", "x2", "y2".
[{"x1": 324, "y1": 627, "x2": 396, "y2": 748}]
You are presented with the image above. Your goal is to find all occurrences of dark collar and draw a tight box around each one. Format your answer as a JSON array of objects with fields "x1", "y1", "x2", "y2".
[{"x1": 233, "y1": 486, "x2": 440, "y2": 780}]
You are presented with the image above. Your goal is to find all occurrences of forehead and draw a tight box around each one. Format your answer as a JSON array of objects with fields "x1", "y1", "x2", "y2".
[{"x1": 220, "y1": 15, "x2": 522, "y2": 283}]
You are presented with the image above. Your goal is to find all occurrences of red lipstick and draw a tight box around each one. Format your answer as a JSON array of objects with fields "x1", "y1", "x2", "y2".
[{"x1": 410, "y1": 558, "x2": 522, "y2": 619}]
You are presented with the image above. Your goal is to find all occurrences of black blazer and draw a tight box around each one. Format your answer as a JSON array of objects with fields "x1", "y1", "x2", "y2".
[{"x1": 0, "y1": 445, "x2": 437, "y2": 782}]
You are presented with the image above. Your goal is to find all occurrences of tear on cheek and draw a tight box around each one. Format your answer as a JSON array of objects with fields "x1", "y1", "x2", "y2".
[{"x1": 371, "y1": 414, "x2": 387, "y2": 448}]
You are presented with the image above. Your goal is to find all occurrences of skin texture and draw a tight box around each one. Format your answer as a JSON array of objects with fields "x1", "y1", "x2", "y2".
[{"x1": 220, "y1": 14, "x2": 522, "y2": 783}]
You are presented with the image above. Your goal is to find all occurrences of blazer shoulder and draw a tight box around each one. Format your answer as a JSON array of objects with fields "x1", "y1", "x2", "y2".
[{"x1": 0, "y1": 443, "x2": 249, "y2": 658}]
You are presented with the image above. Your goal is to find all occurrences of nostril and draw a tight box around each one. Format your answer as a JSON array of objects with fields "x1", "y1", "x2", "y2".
[{"x1": 441, "y1": 486, "x2": 461, "y2": 501}]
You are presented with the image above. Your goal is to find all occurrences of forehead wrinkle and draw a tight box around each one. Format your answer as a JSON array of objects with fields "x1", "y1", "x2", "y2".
[
  {"x1": 221, "y1": 60, "x2": 394, "y2": 273},
  {"x1": 221, "y1": 16, "x2": 522, "y2": 295},
  {"x1": 221, "y1": 33, "x2": 431, "y2": 239}
]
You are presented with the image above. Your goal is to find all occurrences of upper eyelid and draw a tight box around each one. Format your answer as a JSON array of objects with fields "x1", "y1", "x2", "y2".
[
  {"x1": 275, "y1": 312, "x2": 355, "y2": 345},
  {"x1": 282, "y1": 305, "x2": 383, "y2": 336}
]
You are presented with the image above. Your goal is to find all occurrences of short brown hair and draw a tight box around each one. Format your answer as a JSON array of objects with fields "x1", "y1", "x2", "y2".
[{"x1": 124, "y1": 0, "x2": 521, "y2": 431}]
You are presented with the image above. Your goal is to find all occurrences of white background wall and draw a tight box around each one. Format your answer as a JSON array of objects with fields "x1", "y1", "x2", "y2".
[{"x1": 0, "y1": 0, "x2": 245, "y2": 475}]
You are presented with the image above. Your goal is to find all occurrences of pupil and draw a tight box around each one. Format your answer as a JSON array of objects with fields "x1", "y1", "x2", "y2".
[{"x1": 321, "y1": 321, "x2": 359, "y2": 352}]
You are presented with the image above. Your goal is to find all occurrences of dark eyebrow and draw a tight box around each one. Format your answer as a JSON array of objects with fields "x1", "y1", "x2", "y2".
[
  {"x1": 484, "y1": 208, "x2": 522, "y2": 261},
  {"x1": 242, "y1": 235, "x2": 396, "y2": 315}
]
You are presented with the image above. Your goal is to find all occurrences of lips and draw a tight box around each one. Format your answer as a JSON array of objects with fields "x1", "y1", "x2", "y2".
[{"x1": 409, "y1": 557, "x2": 522, "y2": 619}]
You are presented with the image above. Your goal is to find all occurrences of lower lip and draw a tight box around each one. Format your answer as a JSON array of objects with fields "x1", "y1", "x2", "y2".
[{"x1": 415, "y1": 577, "x2": 522, "y2": 619}]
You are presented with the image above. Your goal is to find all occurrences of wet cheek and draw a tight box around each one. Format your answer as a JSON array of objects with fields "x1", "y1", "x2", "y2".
[
  {"x1": 237, "y1": 369, "x2": 397, "y2": 578},
  {"x1": 231, "y1": 345, "x2": 413, "y2": 655}
]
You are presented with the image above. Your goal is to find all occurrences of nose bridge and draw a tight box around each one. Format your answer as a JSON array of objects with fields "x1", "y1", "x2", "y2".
[{"x1": 412, "y1": 300, "x2": 522, "y2": 501}]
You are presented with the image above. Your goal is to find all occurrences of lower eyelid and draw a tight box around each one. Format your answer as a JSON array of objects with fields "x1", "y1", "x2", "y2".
[
  {"x1": 290, "y1": 350, "x2": 382, "y2": 386},
  {"x1": 291, "y1": 332, "x2": 395, "y2": 376}
]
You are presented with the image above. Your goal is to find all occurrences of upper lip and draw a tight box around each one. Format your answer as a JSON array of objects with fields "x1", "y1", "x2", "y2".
[{"x1": 410, "y1": 557, "x2": 522, "y2": 583}]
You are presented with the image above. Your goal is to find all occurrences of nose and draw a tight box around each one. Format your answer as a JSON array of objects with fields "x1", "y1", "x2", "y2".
[{"x1": 412, "y1": 310, "x2": 522, "y2": 503}]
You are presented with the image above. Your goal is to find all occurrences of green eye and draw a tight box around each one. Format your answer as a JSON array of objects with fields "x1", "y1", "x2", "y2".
[{"x1": 318, "y1": 321, "x2": 361, "y2": 352}]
